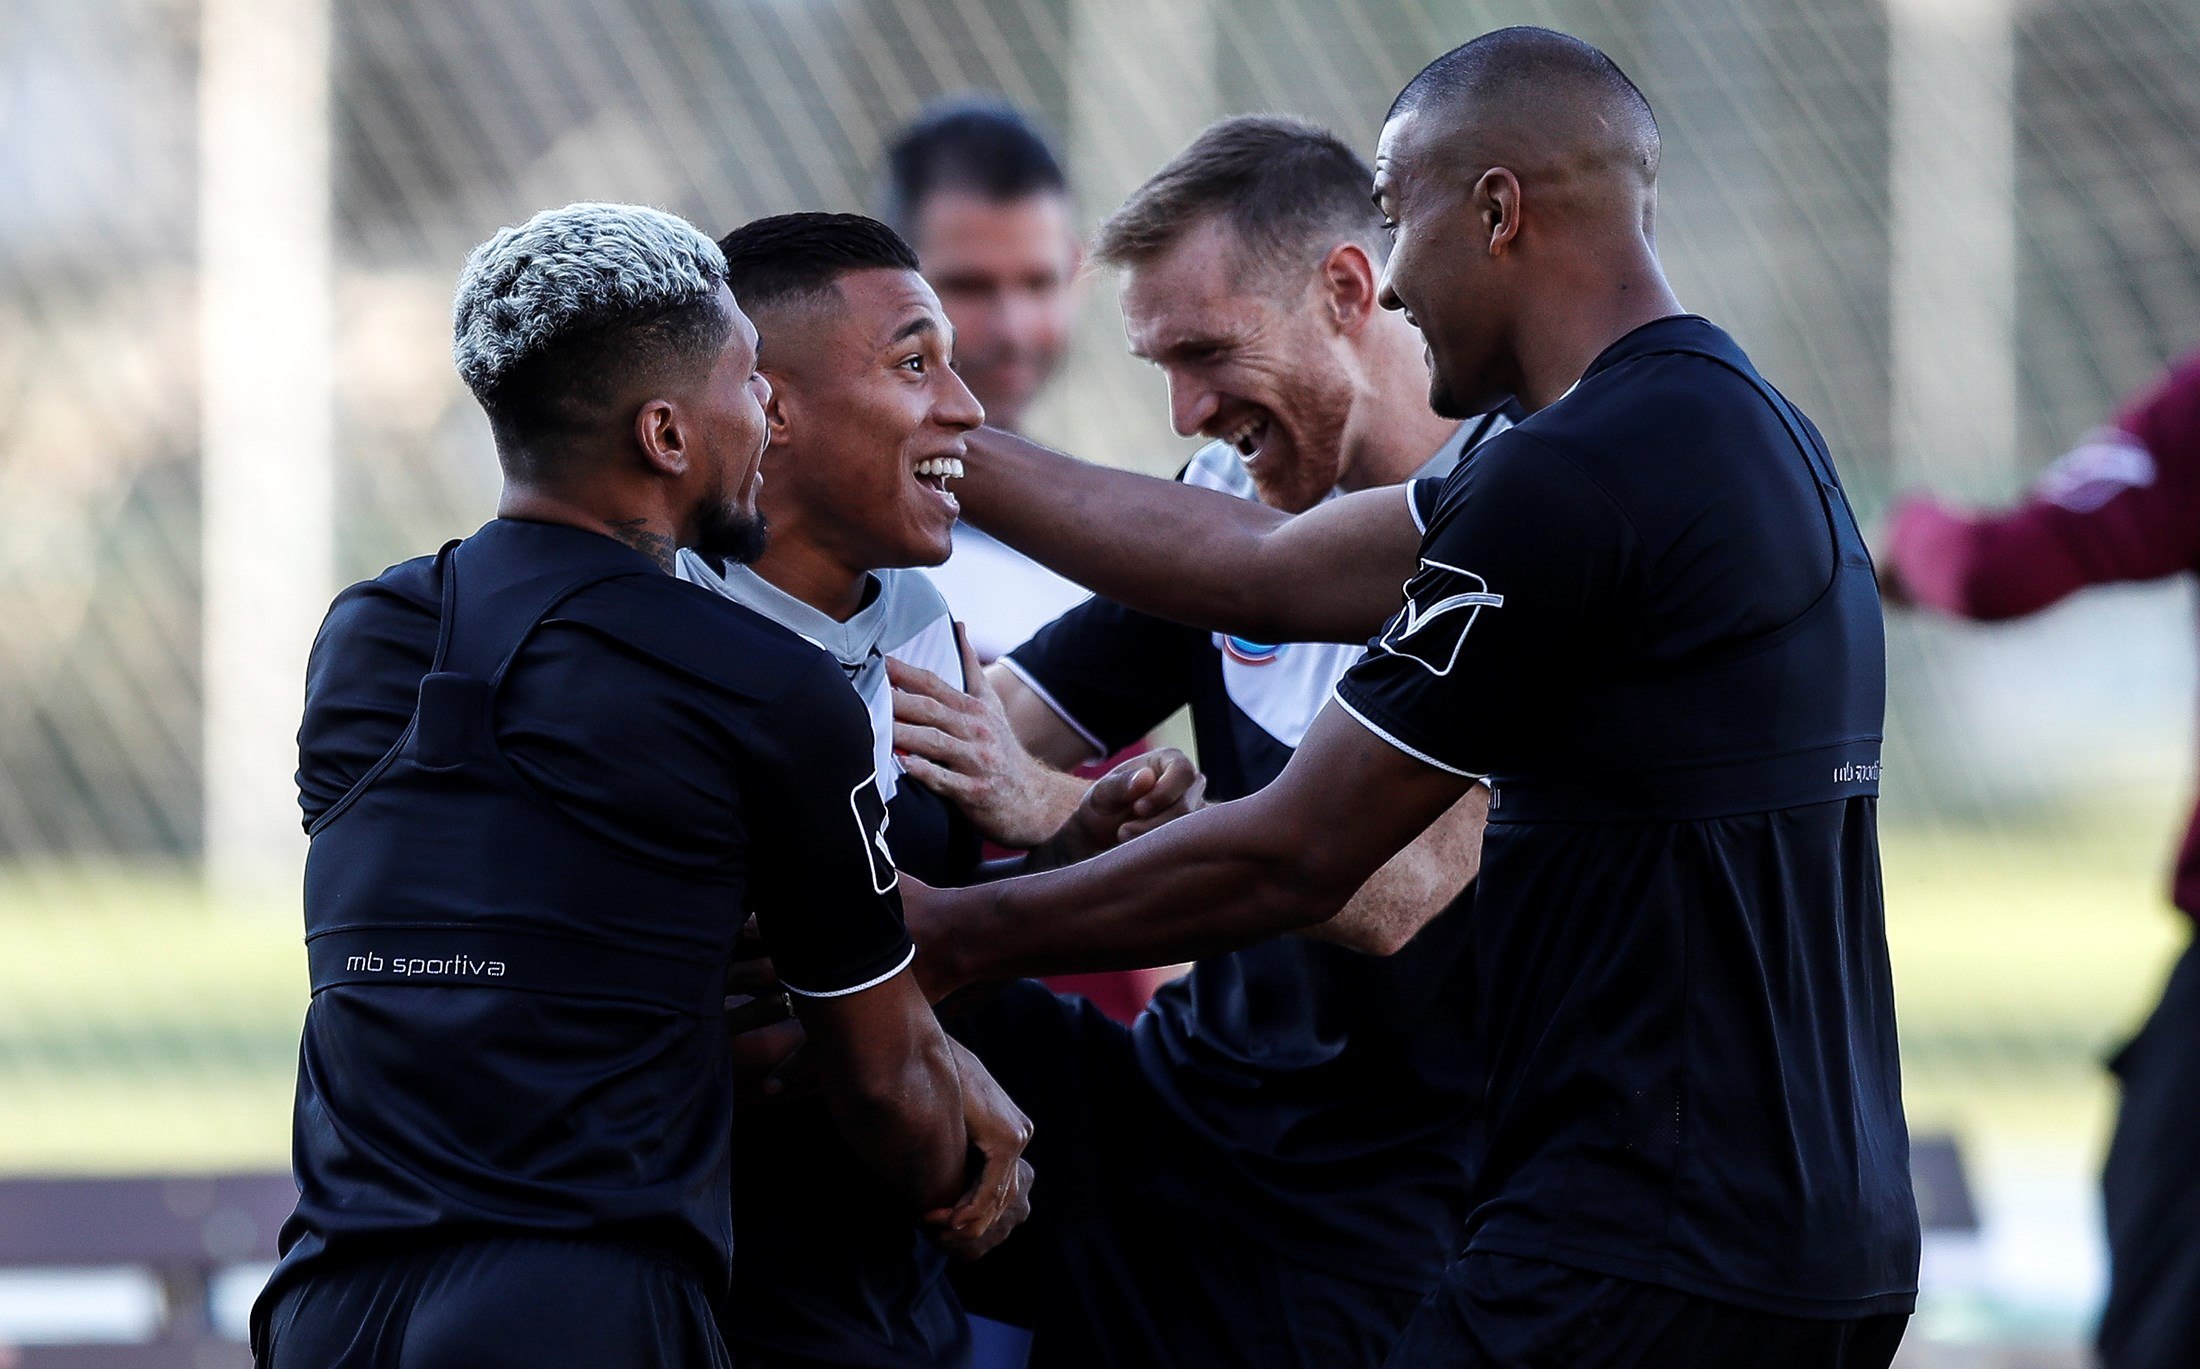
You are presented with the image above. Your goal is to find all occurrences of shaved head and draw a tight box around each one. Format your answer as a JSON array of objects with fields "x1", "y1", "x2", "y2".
[
  {"x1": 1389, "y1": 26, "x2": 1659, "y2": 192},
  {"x1": 1373, "y1": 28, "x2": 1679, "y2": 418}
]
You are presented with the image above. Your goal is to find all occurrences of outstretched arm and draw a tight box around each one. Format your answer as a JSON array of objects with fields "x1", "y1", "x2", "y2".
[
  {"x1": 954, "y1": 426, "x2": 1424, "y2": 644},
  {"x1": 1303, "y1": 782, "x2": 1488, "y2": 955},
  {"x1": 906, "y1": 701, "x2": 1472, "y2": 992}
]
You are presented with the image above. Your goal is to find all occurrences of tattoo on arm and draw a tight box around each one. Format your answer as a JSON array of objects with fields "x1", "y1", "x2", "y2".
[{"x1": 604, "y1": 518, "x2": 676, "y2": 573}]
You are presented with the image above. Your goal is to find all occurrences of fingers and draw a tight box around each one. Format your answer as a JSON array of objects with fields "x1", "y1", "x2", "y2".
[
  {"x1": 1116, "y1": 772, "x2": 1206, "y2": 845},
  {"x1": 1128, "y1": 751, "x2": 1200, "y2": 817},
  {"x1": 892, "y1": 719, "x2": 979, "y2": 770},
  {"x1": 892, "y1": 686, "x2": 976, "y2": 736},
  {"x1": 885, "y1": 655, "x2": 964, "y2": 706},
  {"x1": 927, "y1": 1157, "x2": 1035, "y2": 1260}
]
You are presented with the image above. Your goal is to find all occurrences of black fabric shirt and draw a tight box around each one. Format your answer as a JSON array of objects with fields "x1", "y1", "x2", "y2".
[
  {"x1": 279, "y1": 519, "x2": 911, "y2": 1295},
  {"x1": 1335, "y1": 317, "x2": 1918, "y2": 1316},
  {"x1": 1003, "y1": 425, "x2": 1499, "y2": 1291}
]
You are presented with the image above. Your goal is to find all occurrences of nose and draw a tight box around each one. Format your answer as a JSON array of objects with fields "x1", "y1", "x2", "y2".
[
  {"x1": 937, "y1": 361, "x2": 985, "y2": 433},
  {"x1": 1377, "y1": 263, "x2": 1404, "y2": 315},
  {"x1": 1165, "y1": 370, "x2": 1219, "y2": 439}
]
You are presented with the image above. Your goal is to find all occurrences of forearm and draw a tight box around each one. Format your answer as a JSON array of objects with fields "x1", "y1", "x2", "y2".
[
  {"x1": 957, "y1": 427, "x2": 1289, "y2": 636},
  {"x1": 1302, "y1": 849, "x2": 1457, "y2": 956},
  {"x1": 960, "y1": 428, "x2": 1414, "y2": 643},
  {"x1": 813, "y1": 1026, "x2": 968, "y2": 1212},
  {"x1": 1883, "y1": 497, "x2": 2091, "y2": 621},
  {"x1": 1301, "y1": 782, "x2": 1486, "y2": 955},
  {"x1": 1003, "y1": 766, "x2": 1092, "y2": 858},
  {"x1": 926, "y1": 797, "x2": 1350, "y2": 985}
]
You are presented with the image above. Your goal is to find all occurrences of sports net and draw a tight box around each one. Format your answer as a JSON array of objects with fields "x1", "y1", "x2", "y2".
[{"x1": 2, "y1": 0, "x2": 2196, "y2": 1354}]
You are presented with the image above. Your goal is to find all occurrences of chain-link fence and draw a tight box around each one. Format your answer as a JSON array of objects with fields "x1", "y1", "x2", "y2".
[{"x1": 3, "y1": 0, "x2": 2197, "y2": 1355}]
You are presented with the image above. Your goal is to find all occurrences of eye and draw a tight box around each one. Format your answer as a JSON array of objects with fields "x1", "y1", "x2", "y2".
[
  {"x1": 899, "y1": 354, "x2": 926, "y2": 374},
  {"x1": 1381, "y1": 218, "x2": 1399, "y2": 239}
]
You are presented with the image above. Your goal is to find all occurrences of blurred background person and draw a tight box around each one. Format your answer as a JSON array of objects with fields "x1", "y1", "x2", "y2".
[
  {"x1": 881, "y1": 97, "x2": 1092, "y2": 664},
  {"x1": 1878, "y1": 350, "x2": 2200, "y2": 1369}
]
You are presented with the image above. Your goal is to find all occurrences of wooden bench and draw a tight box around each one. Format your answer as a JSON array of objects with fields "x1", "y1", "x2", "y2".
[{"x1": 0, "y1": 1172, "x2": 294, "y2": 1369}]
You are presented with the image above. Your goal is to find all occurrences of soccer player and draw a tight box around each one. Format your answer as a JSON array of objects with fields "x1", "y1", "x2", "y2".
[
  {"x1": 883, "y1": 99, "x2": 1168, "y2": 1027},
  {"x1": 1878, "y1": 350, "x2": 2200, "y2": 1369},
  {"x1": 251, "y1": 203, "x2": 1027, "y2": 1369},
  {"x1": 683, "y1": 212, "x2": 1199, "y2": 1369},
  {"x1": 904, "y1": 29, "x2": 1919, "y2": 1368},
  {"x1": 880, "y1": 97, "x2": 1089, "y2": 662},
  {"x1": 884, "y1": 115, "x2": 1502, "y2": 1369}
]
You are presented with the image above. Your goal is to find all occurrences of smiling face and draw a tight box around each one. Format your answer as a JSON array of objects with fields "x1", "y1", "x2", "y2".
[
  {"x1": 911, "y1": 190, "x2": 1081, "y2": 434},
  {"x1": 755, "y1": 268, "x2": 983, "y2": 572},
  {"x1": 1119, "y1": 218, "x2": 1357, "y2": 514},
  {"x1": 1373, "y1": 110, "x2": 1515, "y2": 420}
]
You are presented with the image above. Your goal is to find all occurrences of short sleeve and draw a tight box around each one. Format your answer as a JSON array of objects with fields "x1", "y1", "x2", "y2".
[
  {"x1": 1004, "y1": 595, "x2": 1208, "y2": 758},
  {"x1": 1334, "y1": 433, "x2": 1636, "y2": 778},
  {"x1": 743, "y1": 654, "x2": 916, "y2": 998},
  {"x1": 1405, "y1": 477, "x2": 1444, "y2": 535}
]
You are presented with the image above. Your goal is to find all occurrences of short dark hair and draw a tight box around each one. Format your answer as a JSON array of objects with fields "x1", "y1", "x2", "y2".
[
  {"x1": 479, "y1": 299, "x2": 732, "y2": 466},
  {"x1": 880, "y1": 97, "x2": 1068, "y2": 236},
  {"x1": 1389, "y1": 27, "x2": 1657, "y2": 163},
  {"x1": 718, "y1": 213, "x2": 921, "y2": 316},
  {"x1": 1092, "y1": 115, "x2": 1381, "y2": 293}
]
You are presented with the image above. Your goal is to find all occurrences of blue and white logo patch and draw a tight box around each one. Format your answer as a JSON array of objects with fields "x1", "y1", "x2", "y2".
[
  {"x1": 1221, "y1": 636, "x2": 1281, "y2": 666},
  {"x1": 1377, "y1": 559, "x2": 1504, "y2": 677}
]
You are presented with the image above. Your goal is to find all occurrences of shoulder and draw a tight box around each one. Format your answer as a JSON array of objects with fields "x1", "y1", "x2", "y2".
[
  {"x1": 1533, "y1": 352, "x2": 1763, "y2": 464},
  {"x1": 1180, "y1": 440, "x2": 1258, "y2": 499},
  {"x1": 553, "y1": 571, "x2": 848, "y2": 706},
  {"x1": 309, "y1": 555, "x2": 442, "y2": 676}
]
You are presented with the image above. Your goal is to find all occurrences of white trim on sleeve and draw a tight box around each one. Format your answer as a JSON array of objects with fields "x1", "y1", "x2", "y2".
[
  {"x1": 1330, "y1": 690, "x2": 1483, "y2": 780},
  {"x1": 995, "y1": 656, "x2": 1108, "y2": 762},
  {"x1": 782, "y1": 943, "x2": 918, "y2": 999},
  {"x1": 1406, "y1": 481, "x2": 1432, "y2": 535}
]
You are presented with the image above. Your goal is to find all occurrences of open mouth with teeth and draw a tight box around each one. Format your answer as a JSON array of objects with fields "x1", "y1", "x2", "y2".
[
  {"x1": 1218, "y1": 414, "x2": 1272, "y2": 467},
  {"x1": 914, "y1": 456, "x2": 964, "y2": 512}
]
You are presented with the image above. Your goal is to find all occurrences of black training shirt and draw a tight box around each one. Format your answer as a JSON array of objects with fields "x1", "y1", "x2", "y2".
[
  {"x1": 1336, "y1": 316, "x2": 1917, "y2": 1316},
  {"x1": 1004, "y1": 421, "x2": 1501, "y2": 1290},
  {"x1": 279, "y1": 520, "x2": 912, "y2": 1294}
]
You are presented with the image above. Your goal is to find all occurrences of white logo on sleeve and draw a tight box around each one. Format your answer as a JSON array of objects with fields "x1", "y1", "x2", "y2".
[
  {"x1": 1377, "y1": 560, "x2": 1504, "y2": 677},
  {"x1": 849, "y1": 774, "x2": 899, "y2": 895},
  {"x1": 2034, "y1": 428, "x2": 2155, "y2": 514}
]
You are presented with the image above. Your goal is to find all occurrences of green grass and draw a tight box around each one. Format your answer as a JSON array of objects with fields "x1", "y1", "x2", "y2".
[
  {"x1": 1884, "y1": 799, "x2": 2188, "y2": 1171},
  {"x1": 0, "y1": 866, "x2": 303, "y2": 1172},
  {"x1": 0, "y1": 795, "x2": 2186, "y2": 1175}
]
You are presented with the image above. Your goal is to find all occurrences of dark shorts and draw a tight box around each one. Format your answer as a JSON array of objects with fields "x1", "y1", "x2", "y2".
[
  {"x1": 253, "y1": 1235, "x2": 730, "y2": 1369},
  {"x1": 720, "y1": 1100, "x2": 967, "y2": 1368},
  {"x1": 950, "y1": 980, "x2": 1427, "y2": 1369},
  {"x1": 1381, "y1": 1254, "x2": 1907, "y2": 1369},
  {"x1": 2099, "y1": 935, "x2": 2200, "y2": 1369}
]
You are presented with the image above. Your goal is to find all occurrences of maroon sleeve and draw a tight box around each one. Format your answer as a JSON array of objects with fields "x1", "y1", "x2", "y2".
[{"x1": 1883, "y1": 353, "x2": 2200, "y2": 621}]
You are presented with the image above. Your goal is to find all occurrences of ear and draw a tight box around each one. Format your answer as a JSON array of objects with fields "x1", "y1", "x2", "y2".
[
  {"x1": 633, "y1": 398, "x2": 688, "y2": 478},
  {"x1": 760, "y1": 368, "x2": 796, "y2": 451},
  {"x1": 1319, "y1": 241, "x2": 1380, "y2": 335},
  {"x1": 1476, "y1": 168, "x2": 1523, "y2": 256}
]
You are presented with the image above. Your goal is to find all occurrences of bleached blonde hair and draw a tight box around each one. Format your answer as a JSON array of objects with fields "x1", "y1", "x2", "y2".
[{"x1": 452, "y1": 201, "x2": 726, "y2": 398}]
